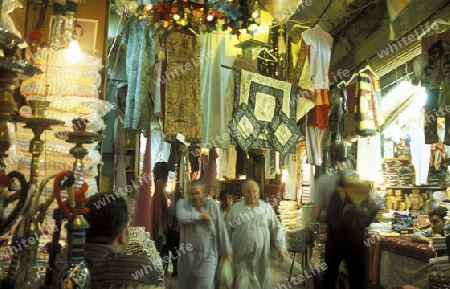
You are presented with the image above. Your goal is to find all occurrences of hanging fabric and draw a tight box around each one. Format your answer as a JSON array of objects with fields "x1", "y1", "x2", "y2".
[
  {"x1": 203, "y1": 147, "x2": 218, "y2": 198},
  {"x1": 121, "y1": 16, "x2": 155, "y2": 130},
  {"x1": 230, "y1": 69, "x2": 314, "y2": 155},
  {"x1": 356, "y1": 133, "x2": 382, "y2": 181},
  {"x1": 200, "y1": 30, "x2": 238, "y2": 149},
  {"x1": 422, "y1": 40, "x2": 449, "y2": 144},
  {"x1": 354, "y1": 73, "x2": 384, "y2": 137},
  {"x1": 163, "y1": 32, "x2": 203, "y2": 143},
  {"x1": 328, "y1": 86, "x2": 347, "y2": 142},
  {"x1": 287, "y1": 34, "x2": 314, "y2": 92},
  {"x1": 134, "y1": 129, "x2": 152, "y2": 233}
]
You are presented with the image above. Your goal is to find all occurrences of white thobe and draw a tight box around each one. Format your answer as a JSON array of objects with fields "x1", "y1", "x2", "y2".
[
  {"x1": 226, "y1": 200, "x2": 285, "y2": 289},
  {"x1": 176, "y1": 199, "x2": 231, "y2": 289}
]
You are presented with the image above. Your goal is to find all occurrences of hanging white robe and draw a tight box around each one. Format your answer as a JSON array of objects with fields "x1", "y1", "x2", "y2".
[{"x1": 225, "y1": 200, "x2": 285, "y2": 289}]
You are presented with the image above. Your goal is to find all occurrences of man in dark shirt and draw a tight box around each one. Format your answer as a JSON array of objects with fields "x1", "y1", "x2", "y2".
[{"x1": 52, "y1": 193, "x2": 163, "y2": 288}]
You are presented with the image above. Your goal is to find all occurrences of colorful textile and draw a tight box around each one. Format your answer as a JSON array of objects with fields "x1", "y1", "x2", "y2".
[
  {"x1": 121, "y1": 16, "x2": 154, "y2": 130},
  {"x1": 380, "y1": 236, "x2": 435, "y2": 262},
  {"x1": 231, "y1": 69, "x2": 314, "y2": 154},
  {"x1": 164, "y1": 32, "x2": 202, "y2": 143},
  {"x1": 307, "y1": 89, "x2": 330, "y2": 129},
  {"x1": 355, "y1": 73, "x2": 384, "y2": 136}
]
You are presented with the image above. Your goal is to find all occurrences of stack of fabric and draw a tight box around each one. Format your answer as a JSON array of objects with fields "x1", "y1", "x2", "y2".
[
  {"x1": 278, "y1": 200, "x2": 299, "y2": 229},
  {"x1": 430, "y1": 237, "x2": 447, "y2": 252},
  {"x1": 367, "y1": 222, "x2": 394, "y2": 235},
  {"x1": 16, "y1": 48, "x2": 113, "y2": 198},
  {"x1": 429, "y1": 255, "x2": 450, "y2": 288}
]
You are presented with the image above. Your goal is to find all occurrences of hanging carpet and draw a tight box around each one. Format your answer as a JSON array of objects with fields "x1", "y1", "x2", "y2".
[{"x1": 229, "y1": 69, "x2": 314, "y2": 155}]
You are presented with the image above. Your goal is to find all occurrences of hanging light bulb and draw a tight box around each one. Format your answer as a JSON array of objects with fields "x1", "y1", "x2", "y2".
[
  {"x1": 206, "y1": 13, "x2": 214, "y2": 22},
  {"x1": 65, "y1": 30, "x2": 82, "y2": 64},
  {"x1": 206, "y1": 8, "x2": 214, "y2": 22},
  {"x1": 172, "y1": 13, "x2": 181, "y2": 21}
]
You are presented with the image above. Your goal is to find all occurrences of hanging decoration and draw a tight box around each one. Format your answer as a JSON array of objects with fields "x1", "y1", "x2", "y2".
[
  {"x1": 229, "y1": 68, "x2": 315, "y2": 155},
  {"x1": 118, "y1": 0, "x2": 263, "y2": 37}
]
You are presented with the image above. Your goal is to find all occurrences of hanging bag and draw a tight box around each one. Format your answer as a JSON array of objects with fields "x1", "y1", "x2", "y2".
[{"x1": 216, "y1": 256, "x2": 233, "y2": 289}]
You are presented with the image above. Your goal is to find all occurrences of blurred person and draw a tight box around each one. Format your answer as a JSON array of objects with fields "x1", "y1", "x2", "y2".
[
  {"x1": 323, "y1": 174, "x2": 380, "y2": 289},
  {"x1": 176, "y1": 180, "x2": 232, "y2": 289},
  {"x1": 167, "y1": 184, "x2": 183, "y2": 278},
  {"x1": 52, "y1": 193, "x2": 163, "y2": 288},
  {"x1": 225, "y1": 179, "x2": 285, "y2": 289},
  {"x1": 312, "y1": 141, "x2": 352, "y2": 223},
  {"x1": 219, "y1": 189, "x2": 233, "y2": 219},
  {"x1": 412, "y1": 206, "x2": 448, "y2": 243}
]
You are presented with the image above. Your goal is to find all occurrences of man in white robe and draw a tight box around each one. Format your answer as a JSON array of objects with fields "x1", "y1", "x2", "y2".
[
  {"x1": 226, "y1": 179, "x2": 285, "y2": 289},
  {"x1": 176, "y1": 181, "x2": 232, "y2": 289}
]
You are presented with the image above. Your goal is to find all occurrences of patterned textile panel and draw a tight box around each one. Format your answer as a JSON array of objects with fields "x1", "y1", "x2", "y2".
[
  {"x1": 164, "y1": 32, "x2": 202, "y2": 143},
  {"x1": 380, "y1": 250, "x2": 429, "y2": 289},
  {"x1": 231, "y1": 69, "x2": 314, "y2": 154},
  {"x1": 380, "y1": 236, "x2": 435, "y2": 262}
]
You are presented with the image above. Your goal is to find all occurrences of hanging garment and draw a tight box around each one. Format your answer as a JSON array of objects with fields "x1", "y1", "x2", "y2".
[
  {"x1": 422, "y1": 40, "x2": 450, "y2": 144},
  {"x1": 307, "y1": 89, "x2": 330, "y2": 129},
  {"x1": 356, "y1": 134, "x2": 382, "y2": 182},
  {"x1": 121, "y1": 17, "x2": 155, "y2": 130},
  {"x1": 328, "y1": 86, "x2": 347, "y2": 142},
  {"x1": 407, "y1": 109, "x2": 431, "y2": 185},
  {"x1": 302, "y1": 24, "x2": 334, "y2": 90},
  {"x1": 305, "y1": 123, "x2": 325, "y2": 166},
  {"x1": 287, "y1": 36, "x2": 314, "y2": 91}
]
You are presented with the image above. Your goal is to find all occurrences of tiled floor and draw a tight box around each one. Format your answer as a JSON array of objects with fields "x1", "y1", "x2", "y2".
[{"x1": 164, "y1": 257, "x2": 310, "y2": 289}]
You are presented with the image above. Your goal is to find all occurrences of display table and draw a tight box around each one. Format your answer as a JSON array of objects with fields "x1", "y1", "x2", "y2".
[{"x1": 367, "y1": 235, "x2": 435, "y2": 289}]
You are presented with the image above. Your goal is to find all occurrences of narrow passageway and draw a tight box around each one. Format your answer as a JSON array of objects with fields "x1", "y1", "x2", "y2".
[{"x1": 164, "y1": 258, "x2": 309, "y2": 289}]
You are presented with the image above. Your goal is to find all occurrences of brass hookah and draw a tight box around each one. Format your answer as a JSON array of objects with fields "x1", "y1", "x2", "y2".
[
  {"x1": 11, "y1": 101, "x2": 64, "y2": 289},
  {"x1": 55, "y1": 118, "x2": 104, "y2": 289},
  {"x1": 0, "y1": 70, "x2": 19, "y2": 286}
]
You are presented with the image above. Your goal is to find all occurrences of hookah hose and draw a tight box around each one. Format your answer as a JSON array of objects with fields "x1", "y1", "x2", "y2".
[
  {"x1": 0, "y1": 171, "x2": 30, "y2": 236},
  {"x1": 0, "y1": 171, "x2": 31, "y2": 288},
  {"x1": 52, "y1": 171, "x2": 89, "y2": 221}
]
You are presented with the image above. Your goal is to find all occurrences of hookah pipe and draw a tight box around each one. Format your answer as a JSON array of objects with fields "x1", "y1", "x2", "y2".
[
  {"x1": 43, "y1": 170, "x2": 75, "y2": 288},
  {"x1": 44, "y1": 171, "x2": 89, "y2": 288}
]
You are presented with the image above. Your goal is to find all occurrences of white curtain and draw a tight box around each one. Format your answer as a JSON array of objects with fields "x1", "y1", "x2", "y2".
[{"x1": 200, "y1": 31, "x2": 239, "y2": 149}]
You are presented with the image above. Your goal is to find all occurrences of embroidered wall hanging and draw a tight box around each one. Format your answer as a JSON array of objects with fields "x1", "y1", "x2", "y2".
[
  {"x1": 230, "y1": 69, "x2": 314, "y2": 155},
  {"x1": 164, "y1": 32, "x2": 203, "y2": 143}
]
